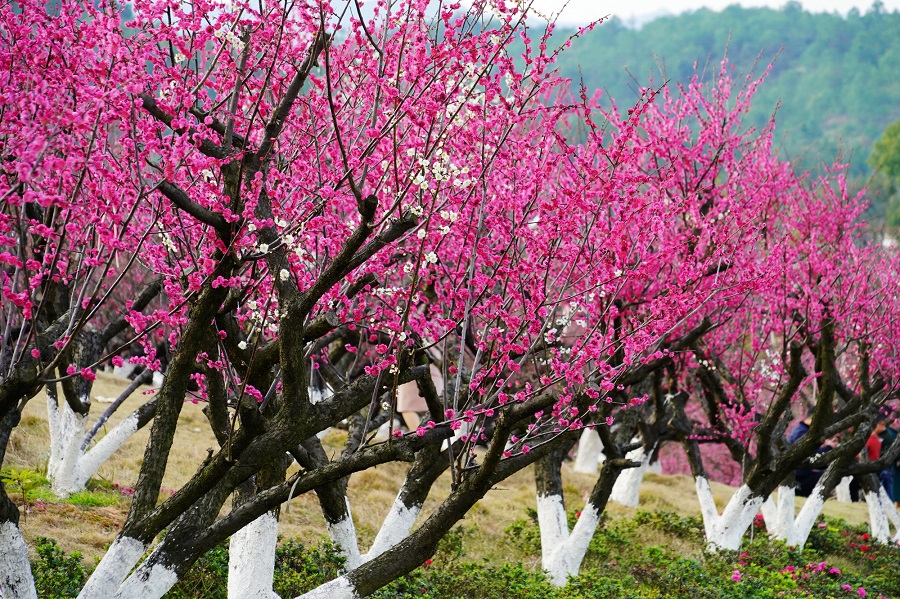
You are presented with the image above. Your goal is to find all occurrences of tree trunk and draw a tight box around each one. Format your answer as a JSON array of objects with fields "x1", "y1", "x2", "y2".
[
  {"x1": 47, "y1": 389, "x2": 90, "y2": 497},
  {"x1": 0, "y1": 409, "x2": 37, "y2": 599},
  {"x1": 77, "y1": 536, "x2": 149, "y2": 599},
  {"x1": 609, "y1": 443, "x2": 652, "y2": 507},
  {"x1": 534, "y1": 439, "x2": 630, "y2": 586},
  {"x1": 0, "y1": 519, "x2": 37, "y2": 599},
  {"x1": 365, "y1": 445, "x2": 449, "y2": 562},
  {"x1": 860, "y1": 474, "x2": 900, "y2": 544},
  {"x1": 572, "y1": 428, "x2": 602, "y2": 474},
  {"x1": 228, "y1": 511, "x2": 281, "y2": 599},
  {"x1": 696, "y1": 478, "x2": 764, "y2": 551},
  {"x1": 835, "y1": 477, "x2": 853, "y2": 502}
]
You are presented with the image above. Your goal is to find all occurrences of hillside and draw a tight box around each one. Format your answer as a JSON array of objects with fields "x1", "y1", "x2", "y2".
[{"x1": 544, "y1": 3, "x2": 900, "y2": 186}]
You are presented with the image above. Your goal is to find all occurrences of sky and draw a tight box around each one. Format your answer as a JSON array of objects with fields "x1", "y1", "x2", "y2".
[{"x1": 513, "y1": 0, "x2": 900, "y2": 26}]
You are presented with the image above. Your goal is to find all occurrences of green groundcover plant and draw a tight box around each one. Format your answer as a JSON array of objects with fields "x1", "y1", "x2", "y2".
[{"x1": 29, "y1": 509, "x2": 900, "y2": 598}]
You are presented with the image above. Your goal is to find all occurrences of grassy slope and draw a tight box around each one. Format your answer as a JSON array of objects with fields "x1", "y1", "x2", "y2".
[{"x1": 4, "y1": 371, "x2": 871, "y2": 566}]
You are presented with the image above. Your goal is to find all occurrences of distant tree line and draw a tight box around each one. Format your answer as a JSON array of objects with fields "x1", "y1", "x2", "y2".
[{"x1": 545, "y1": 3, "x2": 900, "y2": 189}]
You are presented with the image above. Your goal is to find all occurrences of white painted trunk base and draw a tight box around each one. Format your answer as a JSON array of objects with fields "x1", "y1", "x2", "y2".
[
  {"x1": 695, "y1": 478, "x2": 763, "y2": 551},
  {"x1": 536, "y1": 493, "x2": 569, "y2": 565},
  {"x1": 609, "y1": 446, "x2": 650, "y2": 507},
  {"x1": 365, "y1": 492, "x2": 421, "y2": 562},
  {"x1": 835, "y1": 477, "x2": 853, "y2": 503},
  {"x1": 864, "y1": 487, "x2": 900, "y2": 544},
  {"x1": 536, "y1": 493, "x2": 604, "y2": 586},
  {"x1": 47, "y1": 394, "x2": 145, "y2": 496},
  {"x1": 113, "y1": 558, "x2": 179, "y2": 599},
  {"x1": 326, "y1": 500, "x2": 362, "y2": 570},
  {"x1": 762, "y1": 485, "x2": 827, "y2": 549},
  {"x1": 228, "y1": 511, "x2": 281, "y2": 599},
  {"x1": 78, "y1": 536, "x2": 147, "y2": 599},
  {"x1": 572, "y1": 429, "x2": 602, "y2": 475},
  {"x1": 294, "y1": 575, "x2": 359, "y2": 599},
  {"x1": 0, "y1": 521, "x2": 37, "y2": 599},
  {"x1": 47, "y1": 397, "x2": 89, "y2": 497},
  {"x1": 80, "y1": 413, "x2": 140, "y2": 487}
]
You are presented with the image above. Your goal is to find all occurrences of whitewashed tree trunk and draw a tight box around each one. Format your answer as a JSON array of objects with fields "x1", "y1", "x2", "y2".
[
  {"x1": 572, "y1": 428, "x2": 602, "y2": 474},
  {"x1": 228, "y1": 511, "x2": 281, "y2": 599},
  {"x1": 47, "y1": 395, "x2": 148, "y2": 497},
  {"x1": 365, "y1": 491, "x2": 421, "y2": 562},
  {"x1": 0, "y1": 520, "x2": 37, "y2": 599},
  {"x1": 294, "y1": 576, "x2": 359, "y2": 599},
  {"x1": 77, "y1": 536, "x2": 148, "y2": 599},
  {"x1": 864, "y1": 487, "x2": 900, "y2": 544},
  {"x1": 761, "y1": 484, "x2": 828, "y2": 548},
  {"x1": 695, "y1": 477, "x2": 763, "y2": 551},
  {"x1": 112, "y1": 554, "x2": 179, "y2": 599},
  {"x1": 324, "y1": 497, "x2": 362, "y2": 570},
  {"x1": 537, "y1": 491, "x2": 604, "y2": 586},
  {"x1": 609, "y1": 445, "x2": 652, "y2": 507},
  {"x1": 835, "y1": 477, "x2": 853, "y2": 502},
  {"x1": 536, "y1": 493, "x2": 569, "y2": 569},
  {"x1": 47, "y1": 395, "x2": 90, "y2": 496}
]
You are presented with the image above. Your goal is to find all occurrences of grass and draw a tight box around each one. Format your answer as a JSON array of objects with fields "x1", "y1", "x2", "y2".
[{"x1": 5, "y1": 371, "x2": 874, "y2": 569}]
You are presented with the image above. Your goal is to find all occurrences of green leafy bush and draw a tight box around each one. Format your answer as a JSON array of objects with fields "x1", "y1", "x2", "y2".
[{"x1": 32, "y1": 537, "x2": 89, "y2": 598}]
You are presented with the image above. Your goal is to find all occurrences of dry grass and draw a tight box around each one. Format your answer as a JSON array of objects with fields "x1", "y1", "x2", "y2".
[{"x1": 4, "y1": 372, "x2": 871, "y2": 565}]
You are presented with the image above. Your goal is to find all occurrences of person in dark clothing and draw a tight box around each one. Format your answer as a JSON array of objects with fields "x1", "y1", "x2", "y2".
[
  {"x1": 788, "y1": 414, "x2": 812, "y2": 445},
  {"x1": 788, "y1": 411, "x2": 837, "y2": 497}
]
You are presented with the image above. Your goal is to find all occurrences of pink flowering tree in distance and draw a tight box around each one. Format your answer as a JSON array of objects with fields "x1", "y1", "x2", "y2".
[
  {"x1": 0, "y1": 1, "x2": 766, "y2": 597},
  {"x1": 669, "y1": 164, "x2": 900, "y2": 551},
  {"x1": 530, "y1": 65, "x2": 810, "y2": 584}
]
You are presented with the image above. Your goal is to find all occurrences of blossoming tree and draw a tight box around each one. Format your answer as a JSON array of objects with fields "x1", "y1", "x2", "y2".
[
  {"x1": 670, "y1": 165, "x2": 900, "y2": 551},
  {"x1": 530, "y1": 64, "x2": 815, "y2": 583}
]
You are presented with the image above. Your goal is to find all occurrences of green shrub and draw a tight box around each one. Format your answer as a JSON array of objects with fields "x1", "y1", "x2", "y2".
[
  {"x1": 32, "y1": 537, "x2": 89, "y2": 598},
  {"x1": 504, "y1": 507, "x2": 543, "y2": 556},
  {"x1": 633, "y1": 510, "x2": 704, "y2": 542},
  {"x1": 165, "y1": 543, "x2": 229, "y2": 599},
  {"x1": 273, "y1": 540, "x2": 345, "y2": 596}
]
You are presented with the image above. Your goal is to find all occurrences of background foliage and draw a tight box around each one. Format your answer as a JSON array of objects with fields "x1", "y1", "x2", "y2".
[{"x1": 541, "y1": 2, "x2": 900, "y2": 212}]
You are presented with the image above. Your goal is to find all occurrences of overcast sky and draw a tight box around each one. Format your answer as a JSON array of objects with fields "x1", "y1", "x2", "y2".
[{"x1": 504, "y1": 0, "x2": 900, "y2": 26}]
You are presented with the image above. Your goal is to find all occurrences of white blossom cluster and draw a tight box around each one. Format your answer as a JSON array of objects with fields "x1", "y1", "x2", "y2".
[
  {"x1": 214, "y1": 26, "x2": 245, "y2": 53},
  {"x1": 238, "y1": 299, "x2": 280, "y2": 349}
]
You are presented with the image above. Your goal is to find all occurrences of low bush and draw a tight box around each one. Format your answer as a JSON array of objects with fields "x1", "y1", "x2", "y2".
[{"x1": 32, "y1": 537, "x2": 90, "y2": 599}]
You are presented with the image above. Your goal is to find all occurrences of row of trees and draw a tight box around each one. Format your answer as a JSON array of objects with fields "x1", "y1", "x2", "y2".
[{"x1": 0, "y1": 1, "x2": 897, "y2": 598}]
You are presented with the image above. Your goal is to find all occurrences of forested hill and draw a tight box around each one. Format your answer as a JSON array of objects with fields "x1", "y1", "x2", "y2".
[{"x1": 548, "y1": 3, "x2": 900, "y2": 178}]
